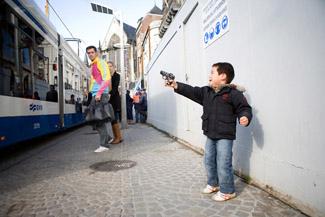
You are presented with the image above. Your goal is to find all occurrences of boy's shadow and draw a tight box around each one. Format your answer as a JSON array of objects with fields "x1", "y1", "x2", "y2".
[{"x1": 233, "y1": 94, "x2": 264, "y2": 195}]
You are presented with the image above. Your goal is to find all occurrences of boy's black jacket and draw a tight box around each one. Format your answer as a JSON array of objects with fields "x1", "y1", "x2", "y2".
[{"x1": 175, "y1": 82, "x2": 252, "y2": 140}]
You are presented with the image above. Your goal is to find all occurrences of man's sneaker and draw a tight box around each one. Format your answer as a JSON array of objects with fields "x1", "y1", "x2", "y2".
[
  {"x1": 211, "y1": 191, "x2": 236, "y2": 201},
  {"x1": 202, "y1": 185, "x2": 220, "y2": 194},
  {"x1": 107, "y1": 138, "x2": 114, "y2": 144},
  {"x1": 94, "y1": 146, "x2": 109, "y2": 153}
]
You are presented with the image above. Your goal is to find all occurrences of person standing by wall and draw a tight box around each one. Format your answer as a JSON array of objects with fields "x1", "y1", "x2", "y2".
[
  {"x1": 139, "y1": 88, "x2": 147, "y2": 123},
  {"x1": 107, "y1": 61, "x2": 123, "y2": 144},
  {"x1": 164, "y1": 62, "x2": 252, "y2": 201},
  {"x1": 133, "y1": 87, "x2": 142, "y2": 123},
  {"x1": 86, "y1": 45, "x2": 113, "y2": 153},
  {"x1": 126, "y1": 90, "x2": 134, "y2": 124}
]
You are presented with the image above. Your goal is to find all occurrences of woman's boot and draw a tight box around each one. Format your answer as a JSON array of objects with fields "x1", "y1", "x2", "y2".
[{"x1": 111, "y1": 123, "x2": 123, "y2": 144}]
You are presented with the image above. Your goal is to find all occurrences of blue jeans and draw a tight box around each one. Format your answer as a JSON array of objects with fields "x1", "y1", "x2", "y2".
[{"x1": 204, "y1": 138, "x2": 235, "y2": 194}]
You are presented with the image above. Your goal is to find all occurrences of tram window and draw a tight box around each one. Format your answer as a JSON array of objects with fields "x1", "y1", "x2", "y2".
[
  {"x1": 1, "y1": 28, "x2": 14, "y2": 59},
  {"x1": 18, "y1": 19, "x2": 32, "y2": 38},
  {"x1": 32, "y1": 31, "x2": 52, "y2": 101},
  {"x1": 22, "y1": 47, "x2": 31, "y2": 67},
  {"x1": 23, "y1": 75, "x2": 32, "y2": 98},
  {"x1": 0, "y1": 4, "x2": 56, "y2": 101},
  {"x1": 18, "y1": 19, "x2": 32, "y2": 69},
  {"x1": 33, "y1": 55, "x2": 46, "y2": 81},
  {"x1": 0, "y1": 7, "x2": 17, "y2": 97},
  {"x1": 20, "y1": 33, "x2": 32, "y2": 69}
]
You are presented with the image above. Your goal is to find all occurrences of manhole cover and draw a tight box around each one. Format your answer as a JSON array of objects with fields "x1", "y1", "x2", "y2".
[{"x1": 90, "y1": 160, "x2": 136, "y2": 172}]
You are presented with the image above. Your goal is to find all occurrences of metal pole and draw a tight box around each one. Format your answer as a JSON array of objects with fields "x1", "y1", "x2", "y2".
[
  {"x1": 77, "y1": 41, "x2": 79, "y2": 57},
  {"x1": 119, "y1": 11, "x2": 127, "y2": 129}
]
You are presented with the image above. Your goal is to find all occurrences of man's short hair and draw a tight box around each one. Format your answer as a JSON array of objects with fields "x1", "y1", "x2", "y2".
[
  {"x1": 86, "y1": 45, "x2": 97, "y2": 52},
  {"x1": 212, "y1": 62, "x2": 235, "y2": 84}
]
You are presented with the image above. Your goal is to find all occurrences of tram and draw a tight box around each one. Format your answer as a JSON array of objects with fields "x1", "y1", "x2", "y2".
[{"x1": 0, "y1": 0, "x2": 90, "y2": 148}]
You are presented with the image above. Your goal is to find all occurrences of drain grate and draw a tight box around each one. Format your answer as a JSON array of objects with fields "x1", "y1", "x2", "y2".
[{"x1": 90, "y1": 160, "x2": 136, "y2": 172}]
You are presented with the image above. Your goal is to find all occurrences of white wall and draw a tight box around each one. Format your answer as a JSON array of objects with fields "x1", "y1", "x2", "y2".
[{"x1": 146, "y1": 0, "x2": 325, "y2": 216}]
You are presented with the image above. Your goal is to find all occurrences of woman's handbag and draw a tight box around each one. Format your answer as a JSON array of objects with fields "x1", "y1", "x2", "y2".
[{"x1": 84, "y1": 102, "x2": 115, "y2": 125}]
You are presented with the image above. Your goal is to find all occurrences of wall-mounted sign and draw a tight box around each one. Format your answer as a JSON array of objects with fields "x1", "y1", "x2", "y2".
[{"x1": 202, "y1": 0, "x2": 229, "y2": 48}]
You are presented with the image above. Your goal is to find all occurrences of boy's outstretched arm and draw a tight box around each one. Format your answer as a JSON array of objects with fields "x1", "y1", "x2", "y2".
[
  {"x1": 163, "y1": 78, "x2": 204, "y2": 105},
  {"x1": 164, "y1": 79, "x2": 178, "y2": 89}
]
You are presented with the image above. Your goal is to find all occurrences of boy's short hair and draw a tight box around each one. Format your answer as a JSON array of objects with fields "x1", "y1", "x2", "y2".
[
  {"x1": 212, "y1": 62, "x2": 235, "y2": 84},
  {"x1": 86, "y1": 45, "x2": 97, "y2": 52}
]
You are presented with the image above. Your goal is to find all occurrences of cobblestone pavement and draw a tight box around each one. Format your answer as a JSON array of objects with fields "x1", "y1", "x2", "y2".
[{"x1": 0, "y1": 124, "x2": 308, "y2": 217}]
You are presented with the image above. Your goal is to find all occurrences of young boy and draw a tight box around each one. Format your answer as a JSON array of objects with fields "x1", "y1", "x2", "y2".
[{"x1": 164, "y1": 62, "x2": 252, "y2": 201}]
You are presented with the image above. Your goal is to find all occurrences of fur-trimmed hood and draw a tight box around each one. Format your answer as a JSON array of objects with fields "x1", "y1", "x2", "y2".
[{"x1": 212, "y1": 83, "x2": 246, "y2": 93}]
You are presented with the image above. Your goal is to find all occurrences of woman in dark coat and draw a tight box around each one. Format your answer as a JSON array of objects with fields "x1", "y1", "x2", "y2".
[
  {"x1": 126, "y1": 90, "x2": 134, "y2": 124},
  {"x1": 108, "y1": 61, "x2": 123, "y2": 144}
]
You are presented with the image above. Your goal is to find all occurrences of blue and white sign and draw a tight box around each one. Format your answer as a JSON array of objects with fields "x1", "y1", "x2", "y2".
[
  {"x1": 202, "y1": 0, "x2": 230, "y2": 48},
  {"x1": 204, "y1": 32, "x2": 209, "y2": 44},
  {"x1": 209, "y1": 27, "x2": 215, "y2": 40},
  {"x1": 222, "y1": 15, "x2": 228, "y2": 29},
  {"x1": 215, "y1": 22, "x2": 221, "y2": 35}
]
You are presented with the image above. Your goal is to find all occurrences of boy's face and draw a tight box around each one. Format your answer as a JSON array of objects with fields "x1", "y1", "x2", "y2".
[{"x1": 209, "y1": 66, "x2": 226, "y2": 88}]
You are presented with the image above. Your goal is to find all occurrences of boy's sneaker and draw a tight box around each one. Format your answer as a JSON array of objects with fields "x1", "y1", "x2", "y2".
[
  {"x1": 202, "y1": 185, "x2": 220, "y2": 194},
  {"x1": 94, "y1": 146, "x2": 109, "y2": 153},
  {"x1": 212, "y1": 191, "x2": 236, "y2": 201}
]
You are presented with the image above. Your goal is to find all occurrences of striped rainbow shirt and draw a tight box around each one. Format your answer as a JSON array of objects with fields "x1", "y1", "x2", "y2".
[{"x1": 90, "y1": 57, "x2": 111, "y2": 97}]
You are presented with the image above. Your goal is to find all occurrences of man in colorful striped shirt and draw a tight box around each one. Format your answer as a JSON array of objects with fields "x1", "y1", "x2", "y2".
[{"x1": 86, "y1": 45, "x2": 113, "y2": 153}]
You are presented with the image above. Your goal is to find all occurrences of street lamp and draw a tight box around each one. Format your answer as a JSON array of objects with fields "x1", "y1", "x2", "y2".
[
  {"x1": 90, "y1": 2, "x2": 127, "y2": 129},
  {"x1": 113, "y1": 43, "x2": 130, "y2": 90}
]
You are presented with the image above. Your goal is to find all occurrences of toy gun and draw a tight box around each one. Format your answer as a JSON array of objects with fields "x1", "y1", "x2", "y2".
[{"x1": 160, "y1": 70, "x2": 175, "y2": 85}]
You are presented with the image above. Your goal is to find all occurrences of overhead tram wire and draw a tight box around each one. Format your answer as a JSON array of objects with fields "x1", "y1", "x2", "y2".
[
  {"x1": 47, "y1": 1, "x2": 88, "y2": 60},
  {"x1": 47, "y1": 1, "x2": 75, "y2": 38}
]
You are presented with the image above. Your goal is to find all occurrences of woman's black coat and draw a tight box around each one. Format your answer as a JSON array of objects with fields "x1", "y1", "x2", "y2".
[{"x1": 109, "y1": 72, "x2": 121, "y2": 112}]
